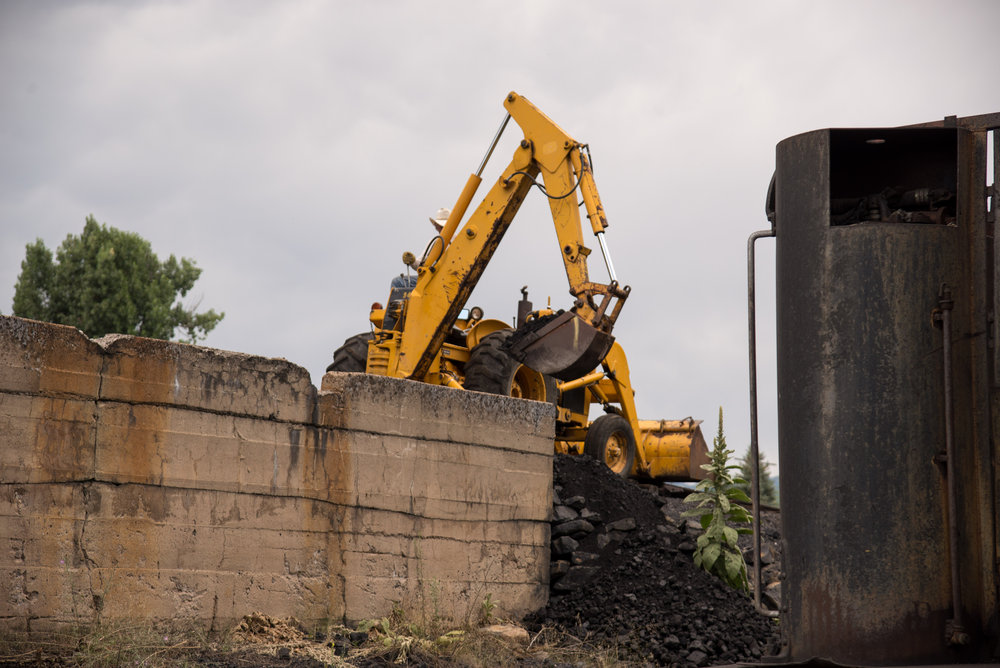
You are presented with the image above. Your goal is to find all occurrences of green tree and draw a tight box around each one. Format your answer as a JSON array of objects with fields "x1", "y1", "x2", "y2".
[
  {"x1": 683, "y1": 407, "x2": 752, "y2": 592},
  {"x1": 12, "y1": 215, "x2": 224, "y2": 343},
  {"x1": 738, "y1": 445, "x2": 779, "y2": 507}
]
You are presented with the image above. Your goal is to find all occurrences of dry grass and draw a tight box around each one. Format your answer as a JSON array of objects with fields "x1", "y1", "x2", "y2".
[
  {"x1": 1, "y1": 614, "x2": 633, "y2": 667},
  {"x1": 0, "y1": 620, "x2": 212, "y2": 666}
]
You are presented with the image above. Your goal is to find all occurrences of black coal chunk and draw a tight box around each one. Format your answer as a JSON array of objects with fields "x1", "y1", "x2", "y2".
[{"x1": 526, "y1": 454, "x2": 782, "y2": 666}]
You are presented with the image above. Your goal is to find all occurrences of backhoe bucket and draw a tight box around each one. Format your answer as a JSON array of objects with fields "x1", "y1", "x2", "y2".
[
  {"x1": 637, "y1": 419, "x2": 710, "y2": 481},
  {"x1": 506, "y1": 310, "x2": 614, "y2": 380}
]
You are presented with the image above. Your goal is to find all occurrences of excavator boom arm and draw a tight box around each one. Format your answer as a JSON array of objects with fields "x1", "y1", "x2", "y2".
[
  {"x1": 393, "y1": 91, "x2": 628, "y2": 381},
  {"x1": 395, "y1": 151, "x2": 538, "y2": 380}
]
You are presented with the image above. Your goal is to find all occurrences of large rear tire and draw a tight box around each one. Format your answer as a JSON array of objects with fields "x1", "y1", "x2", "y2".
[
  {"x1": 326, "y1": 332, "x2": 373, "y2": 373},
  {"x1": 464, "y1": 330, "x2": 557, "y2": 403},
  {"x1": 584, "y1": 413, "x2": 636, "y2": 477}
]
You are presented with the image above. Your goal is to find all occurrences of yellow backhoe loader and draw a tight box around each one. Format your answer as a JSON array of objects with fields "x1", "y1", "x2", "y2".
[{"x1": 328, "y1": 91, "x2": 707, "y2": 481}]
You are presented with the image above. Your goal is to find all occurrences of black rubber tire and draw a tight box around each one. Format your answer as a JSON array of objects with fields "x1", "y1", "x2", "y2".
[
  {"x1": 464, "y1": 330, "x2": 557, "y2": 403},
  {"x1": 326, "y1": 332, "x2": 373, "y2": 373},
  {"x1": 584, "y1": 413, "x2": 636, "y2": 477}
]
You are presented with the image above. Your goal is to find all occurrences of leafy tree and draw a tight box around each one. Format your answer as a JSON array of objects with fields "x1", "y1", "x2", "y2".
[
  {"x1": 12, "y1": 215, "x2": 224, "y2": 343},
  {"x1": 738, "y1": 445, "x2": 779, "y2": 507},
  {"x1": 683, "y1": 407, "x2": 752, "y2": 592}
]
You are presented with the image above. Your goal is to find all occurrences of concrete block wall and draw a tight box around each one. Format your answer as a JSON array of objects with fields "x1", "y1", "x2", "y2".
[{"x1": 0, "y1": 316, "x2": 554, "y2": 632}]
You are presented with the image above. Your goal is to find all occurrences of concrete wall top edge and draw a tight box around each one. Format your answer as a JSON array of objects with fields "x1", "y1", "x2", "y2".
[
  {"x1": 0, "y1": 315, "x2": 104, "y2": 398},
  {"x1": 0, "y1": 316, "x2": 316, "y2": 421},
  {"x1": 97, "y1": 331, "x2": 315, "y2": 422},
  {"x1": 2, "y1": 315, "x2": 555, "y2": 440},
  {"x1": 320, "y1": 371, "x2": 556, "y2": 451}
]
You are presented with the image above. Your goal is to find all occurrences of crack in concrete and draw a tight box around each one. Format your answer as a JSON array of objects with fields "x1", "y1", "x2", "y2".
[{"x1": 78, "y1": 483, "x2": 104, "y2": 622}]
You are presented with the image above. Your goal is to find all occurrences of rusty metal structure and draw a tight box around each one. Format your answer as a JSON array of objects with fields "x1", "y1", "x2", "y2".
[{"x1": 749, "y1": 112, "x2": 999, "y2": 664}]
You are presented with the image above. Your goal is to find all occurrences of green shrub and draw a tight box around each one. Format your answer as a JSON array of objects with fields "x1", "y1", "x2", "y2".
[{"x1": 684, "y1": 407, "x2": 752, "y2": 591}]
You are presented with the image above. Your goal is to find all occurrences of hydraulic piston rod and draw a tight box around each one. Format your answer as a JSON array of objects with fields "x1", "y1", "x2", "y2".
[
  {"x1": 596, "y1": 232, "x2": 617, "y2": 283},
  {"x1": 437, "y1": 113, "x2": 512, "y2": 252}
]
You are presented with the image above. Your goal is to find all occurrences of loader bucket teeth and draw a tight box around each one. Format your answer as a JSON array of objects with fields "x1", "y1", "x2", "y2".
[{"x1": 506, "y1": 310, "x2": 614, "y2": 380}]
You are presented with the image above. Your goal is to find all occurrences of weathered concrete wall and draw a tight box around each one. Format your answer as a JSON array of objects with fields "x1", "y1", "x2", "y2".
[{"x1": 0, "y1": 316, "x2": 554, "y2": 632}]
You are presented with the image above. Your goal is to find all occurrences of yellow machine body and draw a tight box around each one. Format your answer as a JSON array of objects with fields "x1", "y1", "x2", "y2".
[
  {"x1": 638, "y1": 420, "x2": 710, "y2": 480},
  {"x1": 335, "y1": 91, "x2": 705, "y2": 482},
  {"x1": 369, "y1": 91, "x2": 628, "y2": 385},
  {"x1": 554, "y1": 341, "x2": 709, "y2": 480},
  {"x1": 554, "y1": 419, "x2": 708, "y2": 481}
]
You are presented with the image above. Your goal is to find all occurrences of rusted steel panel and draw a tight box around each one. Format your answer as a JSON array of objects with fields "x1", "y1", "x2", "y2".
[{"x1": 774, "y1": 126, "x2": 996, "y2": 663}]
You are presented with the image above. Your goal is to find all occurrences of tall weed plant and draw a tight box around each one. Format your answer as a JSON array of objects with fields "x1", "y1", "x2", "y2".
[{"x1": 684, "y1": 407, "x2": 752, "y2": 591}]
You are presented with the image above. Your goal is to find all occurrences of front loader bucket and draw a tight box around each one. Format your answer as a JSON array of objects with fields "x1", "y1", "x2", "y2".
[
  {"x1": 506, "y1": 310, "x2": 614, "y2": 380},
  {"x1": 637, "y1": 419, "x2": 710, "y2": 481}
]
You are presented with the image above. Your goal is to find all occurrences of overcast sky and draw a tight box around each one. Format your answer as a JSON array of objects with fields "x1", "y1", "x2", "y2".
[{"x1": 2, "y1": 1, "x2": 998, "y2": 473}]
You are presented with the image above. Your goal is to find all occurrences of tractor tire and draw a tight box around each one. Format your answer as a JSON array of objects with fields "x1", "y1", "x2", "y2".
[
  {"x1": 326, "y1": 332, "x2": 373, "y2": 373},
  {"x1": 584, "y1": 413, "x2": 636, "y2": 477},
  {"x1": 464, "y1": 330, "x2": 558, "y2": 403}
]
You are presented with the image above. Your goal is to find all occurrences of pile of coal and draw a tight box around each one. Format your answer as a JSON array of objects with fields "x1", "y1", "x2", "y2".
[{"x1": 526, "y1": 454, "x2": 781, "y2": 667}]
